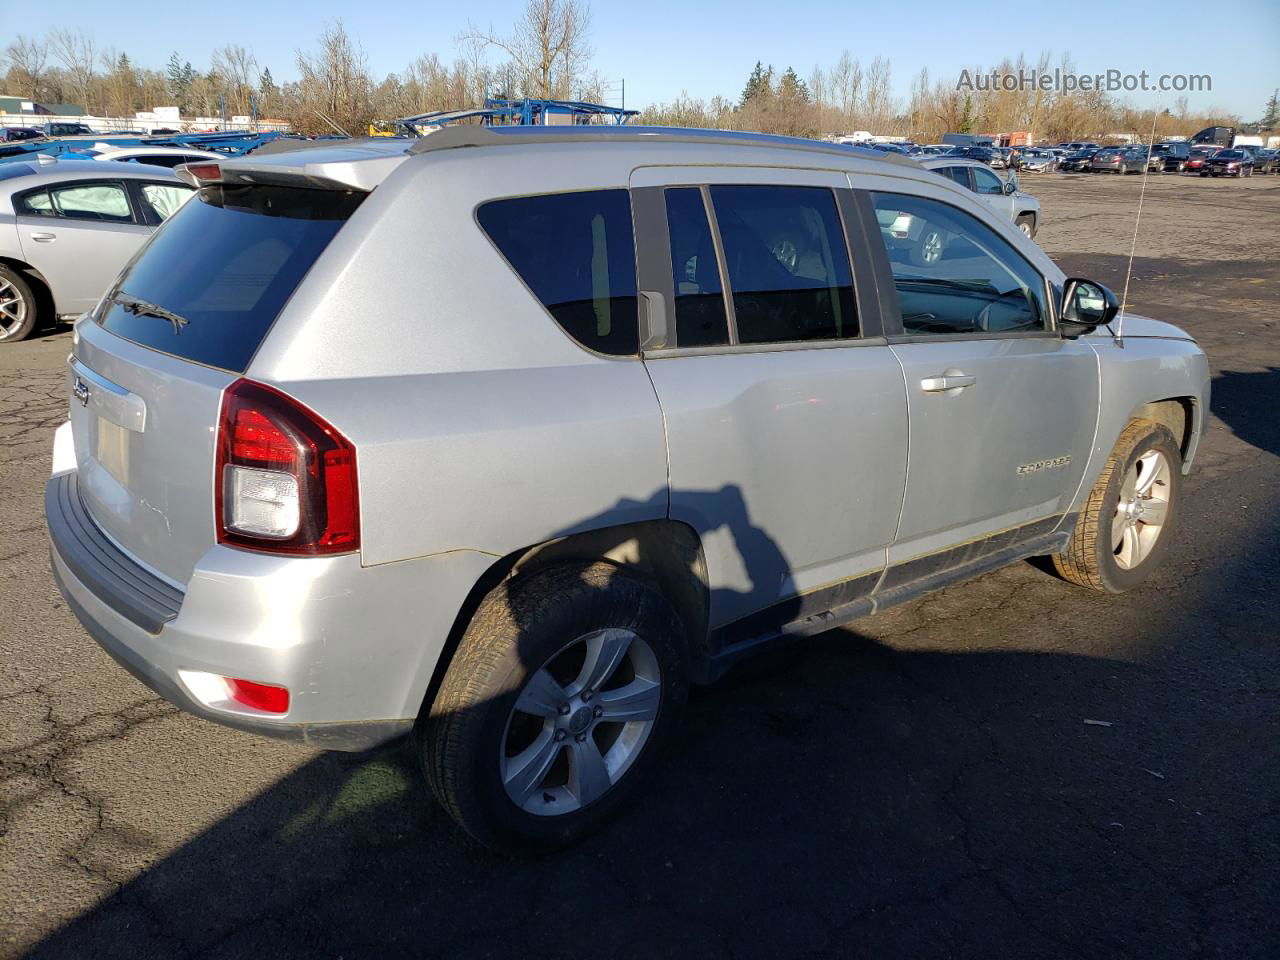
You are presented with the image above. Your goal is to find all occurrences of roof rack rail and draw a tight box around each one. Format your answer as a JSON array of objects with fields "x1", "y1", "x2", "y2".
[{"x1": 404, "y1": 124, "x2": 917, "y2": 166}]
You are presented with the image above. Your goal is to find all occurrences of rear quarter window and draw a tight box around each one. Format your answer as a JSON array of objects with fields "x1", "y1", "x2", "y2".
[{"x1": 476, "y1": 189, "x2": 639, "y2": 356}]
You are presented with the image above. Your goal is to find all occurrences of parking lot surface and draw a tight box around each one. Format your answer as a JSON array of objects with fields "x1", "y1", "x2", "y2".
[{"x1": 2, "y1": 172, "x2": 1278, "y2": 960}]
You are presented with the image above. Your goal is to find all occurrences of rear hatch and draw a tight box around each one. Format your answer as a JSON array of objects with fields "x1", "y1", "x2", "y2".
[{"x1": 69, "y1": 178, "x2": 364, "y2": 586}]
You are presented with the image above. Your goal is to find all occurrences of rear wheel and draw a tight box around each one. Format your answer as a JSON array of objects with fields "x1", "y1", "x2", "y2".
[
  {"x1": 1053, "y1": 419, "x2": 1182, "y2": 593},
  {"x1": 0, "y1": 265, "x2": 38, "y2": 343},
  {"x1": 423, "y1": 562, "x2": 689, "y2": 854}
]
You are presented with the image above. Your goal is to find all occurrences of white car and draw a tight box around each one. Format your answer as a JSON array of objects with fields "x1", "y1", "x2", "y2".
[
  {"x1": 918, "y1": 157, "x2": 1041, "y2": 237},
  {"x1": 79, "y1": 143, "x2": 227, "y2": 170}
]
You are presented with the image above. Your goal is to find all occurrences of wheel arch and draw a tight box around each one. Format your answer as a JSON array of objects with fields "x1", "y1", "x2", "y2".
[
  {"x1": 415, "y1": 519, "x2": 710, "y2": 723},
  {"x1": 1129, "y1": 396, "x2": 1199, "y2": 464}
]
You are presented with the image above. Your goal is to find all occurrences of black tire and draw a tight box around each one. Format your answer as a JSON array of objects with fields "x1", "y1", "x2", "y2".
[
  {"x1": 1053, "y1": 419, "x2": 1182, "y2": 593},
  {"x1": 0, "y1": 264, "x2": 39, "y2": 343},
  {"x1": 423, "y1": 561, "x2": 689, "y2": 854},
  {"x1": 1015, "y1": 213, "x2": 1036, "y2": 239}
]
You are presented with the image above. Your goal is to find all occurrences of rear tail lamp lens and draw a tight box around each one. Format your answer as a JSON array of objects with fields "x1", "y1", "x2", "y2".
[{"x1": 216, "y1": 379, "x2": 359, "y2": 555}]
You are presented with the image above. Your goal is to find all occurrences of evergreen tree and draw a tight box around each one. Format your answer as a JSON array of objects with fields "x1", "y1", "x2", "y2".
[
  {"x1": 259, "y1": 67, "x2": 275, "y2": 96},
  {"x1": 165, "y1": 51, "x2": 184, "y2": 94},
  {"x1": 1262, "y1": 89, "x2": 1279, "y2": 129},
  {"x1": 740, "y1": 61, "x2": 773, "y2": 107},
  {"x1": 779, "y1": 66, "x2": 810, "y2": 103},
  {"x1": 165, "y1": 52, "x2": 193, "y2": 112}
]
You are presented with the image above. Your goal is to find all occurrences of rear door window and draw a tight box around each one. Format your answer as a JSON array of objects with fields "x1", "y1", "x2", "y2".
[
  {"x1": 477, "y1": 189, "x2": 639, "y2": 356},
  {"x1": 15, "y1": 189, "x2": 54, "y2": 216},
  {"x1": 664, "y1": 187, "x2": 729, "y2": 348},
  {"x1": 97, "y1": 183, "x2": 362, "y2": 372},
  {"x1": 708, "y1": 185, "x2": 858, "y2": 344}
]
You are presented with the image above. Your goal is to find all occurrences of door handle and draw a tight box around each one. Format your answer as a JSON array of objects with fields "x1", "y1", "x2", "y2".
[
  {"x1": 30, "y1": 232, "x2": 56, "y2": 242},
  {"x1": 920, "y1": 372, "x2": 977, "y2": 393}
]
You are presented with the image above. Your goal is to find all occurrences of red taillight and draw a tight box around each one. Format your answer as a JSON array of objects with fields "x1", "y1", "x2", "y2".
[
  {"x1": 184, "y1": 162, "x2": 221, "y2": 183},
  {"x1": 226, "y1": 678, "x2": 290, "y2": 714},
  {"x1": 216, "y1": 379, "x2": 359, "y2": 555}
]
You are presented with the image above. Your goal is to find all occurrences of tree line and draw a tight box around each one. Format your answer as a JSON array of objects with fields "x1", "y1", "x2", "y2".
[
  {"x1": 4, "y1": 5, "x2": 1272, "y2": 143},
  {"x1": 643, "y1": 53, "x2": 1266, "y2": 144},
  {"x1": 1, "y1": 0, "x2": 601, "y2": 133}
]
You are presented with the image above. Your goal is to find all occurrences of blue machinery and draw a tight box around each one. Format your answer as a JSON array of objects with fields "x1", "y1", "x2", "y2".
[
  {"x1": 0, "y1": 130, "x2": 285, "y2": 163},
  {"x1": 0, "y1": 98, "x2": 637, "y2": 163},
  {"x1": 397, "y1": 97, "x2": 637, "y2": 133}
]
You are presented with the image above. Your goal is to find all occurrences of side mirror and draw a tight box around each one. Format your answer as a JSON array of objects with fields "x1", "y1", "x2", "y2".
[
  {"x1": 1002, "y1": 179, "x2": 1017, "y2": 196},
  {"x1": 1060, "y1": 277, "x2": 1119, "y2": 337}
]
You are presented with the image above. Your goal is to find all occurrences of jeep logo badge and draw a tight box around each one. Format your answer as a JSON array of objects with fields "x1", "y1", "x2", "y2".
[{"x1": 72, "y1": 376, "x2": 90, "y2": 408}]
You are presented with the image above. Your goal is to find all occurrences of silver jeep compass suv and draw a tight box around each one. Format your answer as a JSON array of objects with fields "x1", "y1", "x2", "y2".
[{"x1": 46, "y1": 127, "x2": 1209, "y2": 853}]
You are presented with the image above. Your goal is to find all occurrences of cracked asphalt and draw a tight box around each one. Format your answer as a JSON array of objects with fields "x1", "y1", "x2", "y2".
[{"x1": 2, "y1": 172, "x2": 1278, "y2": 960}]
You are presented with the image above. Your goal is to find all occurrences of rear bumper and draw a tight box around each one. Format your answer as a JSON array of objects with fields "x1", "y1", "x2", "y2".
[{"x1": 46, "y1": 468, "x2": 494, "y2": 751}]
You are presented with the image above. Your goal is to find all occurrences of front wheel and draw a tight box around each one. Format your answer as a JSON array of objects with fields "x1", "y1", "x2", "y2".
[
  {"x1": 422, "y1": 562, "x2": 688, "y2": 854},
  {"x1": 1053, "y1": 419, "x2": 1182, "y2": 593},
  {"x1": 1015, "y1": 213, "x2": 1036, "y2": 238}
]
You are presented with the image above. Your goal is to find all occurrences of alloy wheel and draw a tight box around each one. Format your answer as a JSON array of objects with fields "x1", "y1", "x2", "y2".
[
  {"x1": 0, "y1": 277, "x2": 29, "y2": 339},
  {"x1": 500, "y1": 628, "x2": 661, "y2": 816},
  {"x1": 921, "y1": 230, "x2": 944, "y2": 264},
  {"x1": 1113, "y1": 449, "x2": 1172, "y2": 569}
]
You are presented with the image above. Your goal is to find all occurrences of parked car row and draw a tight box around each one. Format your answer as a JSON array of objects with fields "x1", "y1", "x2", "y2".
[{"x1": 1050, "y1": 141, "x2": 1278, "y2": 178}]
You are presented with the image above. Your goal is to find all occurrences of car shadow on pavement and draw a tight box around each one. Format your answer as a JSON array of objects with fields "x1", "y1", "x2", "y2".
[
  {"x1": 26, "y1": 477, "x2": 1280, "y2": 960},
  {"x1": 23, "y1": 372, "x2": 1280, "y2": 959},
  {"x1": 20, "y1": 641, "x2": 1173, "y2": 960},
  {"x1": 1210, "y1": 367, "x2": 1280, "y2": 459}
]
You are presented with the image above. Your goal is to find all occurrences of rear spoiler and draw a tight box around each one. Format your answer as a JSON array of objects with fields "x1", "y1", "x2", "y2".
[{"x1": 175, "y1": 141, "x2": 408, "y2": 192}]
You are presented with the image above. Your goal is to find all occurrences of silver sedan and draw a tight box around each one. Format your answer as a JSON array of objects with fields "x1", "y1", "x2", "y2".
[{"x1": 0, "y1": 158, "x2": 193, "y2": 342}]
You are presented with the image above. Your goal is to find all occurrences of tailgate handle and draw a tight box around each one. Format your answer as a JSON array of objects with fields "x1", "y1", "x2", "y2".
[{"x1": 68, "y1": 356, "x2": 147, "y2": 433}]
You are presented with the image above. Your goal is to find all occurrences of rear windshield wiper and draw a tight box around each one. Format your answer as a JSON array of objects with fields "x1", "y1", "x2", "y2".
[{"x1": 110, "y1": 291, "x2": 189, "y2": 335}]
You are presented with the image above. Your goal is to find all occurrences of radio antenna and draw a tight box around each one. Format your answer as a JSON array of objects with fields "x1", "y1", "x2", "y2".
[{"x1": 1117, "y1": 109, "x2": 1160, "y2": 341}]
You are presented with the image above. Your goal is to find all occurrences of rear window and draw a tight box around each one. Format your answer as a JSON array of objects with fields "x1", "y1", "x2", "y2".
[
  {"x1": 476, "y1": 189, "x2": 638, "y2": 356},
  {"x1": 97, "y1": 184, "x2": 361, "y2": 372}
]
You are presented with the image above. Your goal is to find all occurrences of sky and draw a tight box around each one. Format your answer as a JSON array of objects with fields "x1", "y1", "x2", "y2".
[{"x1": 24, "y1": 0, "x2": 1280, "y2": 119}]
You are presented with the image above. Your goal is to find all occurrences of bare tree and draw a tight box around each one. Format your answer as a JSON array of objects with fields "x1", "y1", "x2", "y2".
[
  {"x1": 462, "y1": 0, "x2": 592, "y2": 99},
  {"x1": 287, "y1": 21, "x2": 374, "y2": 136},
  {"x1": 5, "y1": 34, "x2": 48, "y2": 100},
  {"x1": 98, "y1": 49, "x2": 138, "y2": 118},
  {"x1": 49, "y1": 29, "x2": 97, "y2": 111},
  {"x1": 864, "y1": 56, "x2": 895, "y2": 132},
  {"x1": 213, "y1": 44, "x2": 258, "y2": 114}
]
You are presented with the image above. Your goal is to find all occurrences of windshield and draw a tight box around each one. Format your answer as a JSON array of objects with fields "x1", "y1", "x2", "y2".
[{"x1": 96, "y1": 184, "x2": 364, "y2": 372}]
